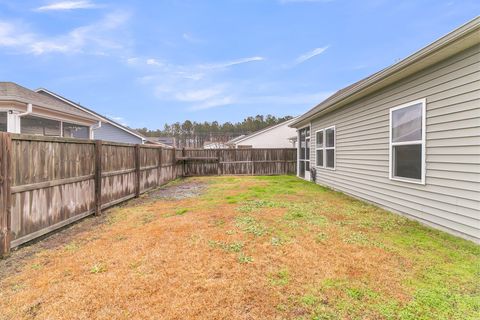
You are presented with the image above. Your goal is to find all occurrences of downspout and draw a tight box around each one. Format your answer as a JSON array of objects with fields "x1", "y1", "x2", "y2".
[
  {"x1": 90, "y1": 121, "x2": 102, "y2": 139},
  {"x1": 18, "y1": 103, "x2": 33, "y2": 117},
  {"x1": 8, "y1": 103, "x2": 32, "y2": 134}
]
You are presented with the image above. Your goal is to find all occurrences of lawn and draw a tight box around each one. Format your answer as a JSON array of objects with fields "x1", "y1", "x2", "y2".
[{"x1": 0, "y1": 176, "x2": 479, "y2": 320}]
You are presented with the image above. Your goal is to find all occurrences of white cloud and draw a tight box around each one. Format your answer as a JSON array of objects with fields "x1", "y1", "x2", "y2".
[
  {"x1": 146, "y1": 58, "x2": 164, "y2": 66},
  {"x1": 36, "y1": 1, "x2": 101, "y2": 11},
  {"x1": 294, "y1": 46, "x2": 329, "y2": 65},
  {"x1": 0, "y1": 11, "x2": 130, "y2": 55},
  {"x1": 175, "y1": 87, "x2": 224, "y2": 102},
  {"x1": 182, "y1": 32, "x2": 204, "y2": 44},
  {"x1": 187, "y1": 91, "x2": 332, "y2": 111},
  {"x1": 188, "y1": 97, "x2": 235, "y2": 111},
  {"x1": 130, "y1": 55, "x2": 266, "y2": 112},
  {"x1": 200, "y1": 56, "x2": 265, "y2": 70},
  {"x1": 126, "y1": 57, "x2": 139, "y2": 65},
  {"x1": 0, "y1": 22, "x2": 34, "y2": 47}
]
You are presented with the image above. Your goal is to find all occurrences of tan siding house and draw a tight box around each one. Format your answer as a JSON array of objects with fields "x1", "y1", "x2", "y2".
[
  {"x1": 226, "y1": 118, "x2": 298, "y2": 149},
  {"x1": 291, "y1": 18, "x2": 480, "y2": 243},
  {"x1": 0, "y1": 82, "x2": 98, "y2": 138}
]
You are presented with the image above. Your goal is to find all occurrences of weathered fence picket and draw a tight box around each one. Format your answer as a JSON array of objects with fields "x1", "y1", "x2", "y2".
[{"x1": 0, "y1": 133, "x2": 296, "y2": 257}]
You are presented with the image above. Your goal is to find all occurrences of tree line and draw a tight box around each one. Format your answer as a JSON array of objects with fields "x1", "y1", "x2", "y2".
[{"x1": 136, "y1": 114, "x2": 293, "y2": 148}]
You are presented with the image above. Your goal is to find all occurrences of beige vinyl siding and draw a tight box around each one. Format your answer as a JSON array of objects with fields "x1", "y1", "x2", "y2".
[{"x1": 310, "y1": 44, "x2": 480, "y2": 243}]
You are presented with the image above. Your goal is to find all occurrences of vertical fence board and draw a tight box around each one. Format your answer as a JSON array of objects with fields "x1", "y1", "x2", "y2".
[
  {"x1": 94, "y1": 140, "x2": 102, "y2": 216},
  {"x1": 0, "y1": 133, "x2": 12, "y2": 256}
]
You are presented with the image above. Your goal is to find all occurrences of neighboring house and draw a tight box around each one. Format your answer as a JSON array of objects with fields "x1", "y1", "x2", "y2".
[
  {"x1": 290, "y1": 18, "x2": 480, "y2": 243},
  {"x1": 0, "y1": 82, "x2": 98, "y2": 137},
  {"x1": 36, "y1": 88, "x2": 148, "y2": 144},
  {"x1": 203, "y1": 141, "x2": 230, "y2": 149},
  {"x1": 154, "y1": 136, "x2": 176, "y2": 147},
  {"x1": 144, "y1": 137, "x2": 173, "y2": 148},
  {"x1": 227, "y1": 118, "x2": 298, "y2": 148}
]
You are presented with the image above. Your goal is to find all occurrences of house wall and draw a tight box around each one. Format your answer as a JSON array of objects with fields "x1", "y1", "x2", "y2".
[
  {"x1": 93, "y1": 122, "x2": 143, "y2": 144},
  {"x1": 236, "y1": 122, "x2": 297, "y2": 148},
  {"x1": 308, "y1": 44, "x2": 480, "y2": 243}
]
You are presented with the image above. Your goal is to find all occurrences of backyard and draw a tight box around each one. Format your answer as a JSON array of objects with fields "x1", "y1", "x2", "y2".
[{"x1": 0, "y1": 175, "x2": 478, "y2": 320}]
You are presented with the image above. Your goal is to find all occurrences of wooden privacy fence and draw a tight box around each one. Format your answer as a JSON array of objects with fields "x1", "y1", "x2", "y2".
[
  {"x1": 0, "y1": 133, "x2": 296, "y2": 256},
  {"x1": 179, "y1": 148, "x2": 297, "y2": 176}
]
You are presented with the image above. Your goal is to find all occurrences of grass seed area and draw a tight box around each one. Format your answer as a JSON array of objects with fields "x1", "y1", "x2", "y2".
[{"x1": 0, "y1": 176, "x2": 479, "y2": 320}]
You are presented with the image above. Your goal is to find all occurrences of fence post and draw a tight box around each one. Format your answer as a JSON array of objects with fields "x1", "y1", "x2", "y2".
[
  {"x1": 182, "y1": 147, "x2": 186, "y2": 177},
  {"x1": 0, "y1": 133, "x2": 12, "y2": 257},
  {"x1": 216, "y1": 149, "x2": 221, "y2": 175},
  {"x1": 157, "y1": 147, "x2": 162, "y2": 186},
  {"x1": 250, "y1": 149, "x2": 254, "y2": 175},
  {"x1": 94, "y1": 140, "x2": 102, "y2": 216},
  {"x1": 135, "y1": 144, "x2": 141, "y2": 197},
  {"x1": 172, "y1": 148, "x2": 177, "y2": 178}
]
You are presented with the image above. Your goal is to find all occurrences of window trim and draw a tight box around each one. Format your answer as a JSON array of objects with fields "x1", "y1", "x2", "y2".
[
  {"x1": 389, "y1": 98, "x2": 426, "y2": 185},
  {"x1": 314, "y1": 129, "x2": 324, "y2": 168},
  {"x1": 324, "y1": 125, "x2": 336, "y2": 170},
  {"x1": 315, "y1": 125, "x2": 335, "y2": 170}
]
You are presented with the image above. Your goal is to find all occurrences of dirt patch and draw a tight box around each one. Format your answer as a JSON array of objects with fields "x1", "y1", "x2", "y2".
[
  {"x1": 144, "y1": 179, "x2": 206, "y2": 201},
  {"x1": 0, "y1": 178, "x2": 206, "y2": 280}
]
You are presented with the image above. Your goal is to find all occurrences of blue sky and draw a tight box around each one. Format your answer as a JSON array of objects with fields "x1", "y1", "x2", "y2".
[{"x1": 0, "y1": 1, "x2": 478, "y2": 129}]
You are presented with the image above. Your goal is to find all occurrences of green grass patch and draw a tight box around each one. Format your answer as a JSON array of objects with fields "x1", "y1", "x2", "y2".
[
  {"x1": 238, "y1": 253, "x2": 253, "y2": 264},
  {"x1": 235, "y1": 216, "x2": 268, "y2": 237},
  {"x1": 90, "y1": 263, "x2": 107, "y2": 274},
  {"x1": 175, "y1": 208, "x2": 188, "y2": 215},
  {"x1": 208, "y1": 240, "x2": 245, "y2": 253},
  {"x1": 283, "y1": 202, "x2": 328, "y2": 227},
  {"x1": 269, "y1": 269, "x2": 290, "y2": 286}
]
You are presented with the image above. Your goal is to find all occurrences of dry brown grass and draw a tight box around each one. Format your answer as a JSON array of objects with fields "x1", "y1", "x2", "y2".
[{"x1": 0, "y1": 176, "x2": 478, "y2": 320}]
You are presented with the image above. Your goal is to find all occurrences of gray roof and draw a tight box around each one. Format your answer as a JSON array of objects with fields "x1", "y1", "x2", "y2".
[
  {"x1": 0, "y1": 82, "x2": 98, "y2": 121},
  {"x1": 290, "y1": 16, "x2": 480, "y2": 127},
  {"x1": 226, "y1": 135, "x2": 246, "y2": 145},
  {"x1": 36, "y1": 88, "x2": 147, "y2": 141}
]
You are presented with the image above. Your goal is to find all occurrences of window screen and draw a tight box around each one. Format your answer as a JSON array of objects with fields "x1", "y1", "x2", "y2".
[
  {"x1": 390, "y1": 100, "x2": 425, "y2": 183},
  {"x1": 21, "y1": 115, "x2": 61, "y2": 136},
  {"x1": 63, "y1": 122, "x2": 89, "y2": 139},
  {"x1": 325, "y1": 127, "x2": 335, "y2": 169},
  {"x1": 315, "y1": 130, "x2": 324, "y2": 167}
]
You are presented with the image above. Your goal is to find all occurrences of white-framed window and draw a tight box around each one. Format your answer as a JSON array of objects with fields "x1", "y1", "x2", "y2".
[
  {"x1": 315, "y1": 129, "x2": 324, "y2": 167},
  {"x1": 325, "y1": 126, "x2": 335, "y2": 169},
  {"x1": 389, "y1": 99, "x2": 426, "y2": 184},
  {"x1": 315, "y1": 126, "x2": 335, "y2": 169}
]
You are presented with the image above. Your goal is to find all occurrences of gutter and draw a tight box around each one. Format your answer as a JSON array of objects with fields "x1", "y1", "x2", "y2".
[{"x1": 17, "y1": 103, "x2": 32, "y2": 117}]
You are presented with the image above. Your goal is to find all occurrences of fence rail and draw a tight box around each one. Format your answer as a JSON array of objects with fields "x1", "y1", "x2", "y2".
[{"x1": 0, "y1": 133, "x2": 296, "y2": 256}]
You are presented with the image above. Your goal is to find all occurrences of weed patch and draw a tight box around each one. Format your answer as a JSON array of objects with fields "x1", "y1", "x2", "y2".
[
  {"x1": 238, "y1": 253, "x2": 253, "y2": 264},
  {"x1": 175, "y1": 208, "x2": 188, "y2": 215},
  {"x1": 236, "y1": 199, "x2": 282, "y2": 213},
  {"x1": 269, "y1": 269, "x2": 290, "y2": 286},
  {"x1": 208, "y1": 240, "x2": 245, "y2": 253},
  {"x1": 283, "y1": 202, "x2": 328, "y2": 227},
  {"x1": 235, "y1": 216, "x2": 268, "y2": 236},
  {"x1": 89, "y1": 263, "x2": 107, "y2": 274}
]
